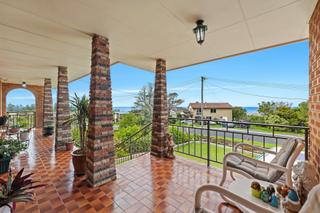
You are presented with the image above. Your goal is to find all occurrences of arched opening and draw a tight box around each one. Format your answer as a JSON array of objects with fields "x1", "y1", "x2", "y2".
[
  {"x1": 1, "y1": 83, "x2": 44, "y2": 128},
  {"x1": 6, "y1": 89, "x2": 36, "y2": 128}
]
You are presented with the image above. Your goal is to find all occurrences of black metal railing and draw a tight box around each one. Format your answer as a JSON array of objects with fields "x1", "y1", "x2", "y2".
[
  {"x1": 115, "y1": 123, "x2": 152, "y2": 164},
  {"x1": 7, "y1": 111, "x2": 36, "y2": 128},
  {"x1": 169, "y1": 118, "x2": 309, "y2": 167}
]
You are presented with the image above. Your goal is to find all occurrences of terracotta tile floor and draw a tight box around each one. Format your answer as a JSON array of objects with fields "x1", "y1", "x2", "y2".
[{"x1": 8, "y1": 130, "x2": 239, "y2": 213}]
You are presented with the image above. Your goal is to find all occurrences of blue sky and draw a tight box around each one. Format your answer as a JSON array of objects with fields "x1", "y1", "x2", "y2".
[{"x1": 7, "y1": 40, "x2": 309, "y2": 108}]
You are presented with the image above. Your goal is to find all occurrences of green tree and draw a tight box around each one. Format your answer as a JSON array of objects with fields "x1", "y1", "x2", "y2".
[
  {"x1": 265, "y1": 114, "x2": 288, "y2": 125},
  {"x1": 274, "y1": 104, "x2": 300, "y2": 126},
  {"x1": 247, "y1": 114, "x2": 265, "y2": 123},
  {"x1": 296, "y1": 101, "x2": 308, "y2": 126},
  {"x1": 258, "y1": 101, "x2": 276, "y2": 116},
  {"x1": 134, "y1": 83, "x2": 184, "y2": 124},
  {"x1": 168, "y1": 92, "x2": 184, "y2": 114},
  {"x1": 134, "y1": 83, "x2": 154, "y2": 124},
  {"x1": 118, "y1": 112, "x2": 142, "y2": 129},
  {"x1": 232, "y1": 107, "x2": 247, "y2": 121}
]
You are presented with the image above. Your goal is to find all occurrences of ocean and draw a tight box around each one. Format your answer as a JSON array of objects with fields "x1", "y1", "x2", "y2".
[
  {"x1": 113, "y1": 106, "x2": 133, "y2": 114},
  {"x1": 244, "y1": 107, "x2": 259, "y2": 114}
]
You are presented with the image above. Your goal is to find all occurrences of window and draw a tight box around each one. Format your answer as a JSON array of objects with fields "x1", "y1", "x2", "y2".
[
  {"x1": 197, "y1": 109, "x2": 202, "y2": 113},
  {"x1": 211, "y1": 108, "x2": 216, "y2": 113}
]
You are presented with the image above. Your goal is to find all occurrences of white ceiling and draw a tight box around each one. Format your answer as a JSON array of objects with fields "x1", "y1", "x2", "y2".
[{"x1": 0, "y1": 0, "x2": 317, "y2": 86}]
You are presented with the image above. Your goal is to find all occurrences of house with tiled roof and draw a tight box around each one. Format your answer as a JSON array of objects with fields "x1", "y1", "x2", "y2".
[{"x1": 188, "y1": 102, "x2": 233, "y2": 121}]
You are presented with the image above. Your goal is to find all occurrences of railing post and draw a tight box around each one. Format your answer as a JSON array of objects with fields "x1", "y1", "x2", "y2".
[
  {"x1": 129, "y1": 138, "x2": 133, "y2": 160},
  {"x1": 304, "y1": 128, "x2": 309, "y2": 161},
  {"x1": 33, "y1": 111, "x2": 36, "y2": 128},
  {"x1": 207, "y1": 120, "x2": 210, "y2": 167}
]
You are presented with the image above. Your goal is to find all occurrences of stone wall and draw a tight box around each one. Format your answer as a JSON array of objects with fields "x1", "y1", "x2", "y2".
[
  {"x1": 309, "y1": 0, "x2": 320, "y2": 181},
  {"x1": 55, "y1": 66, "x2": 72, "y2": 151},
  {"x1": 86, "y1": 34, "x2": 116, "y2": 187},
  {"x1": 151, "y1": 59, "x2": 169, "y2": 157}
]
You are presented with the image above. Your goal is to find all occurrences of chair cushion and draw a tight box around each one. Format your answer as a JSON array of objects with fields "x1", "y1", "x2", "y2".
[
  {"x1": 226, "y1": 155, "x2": 270, "y2": 182},
  {"x1": 268, "y1": 138, "x2": 298, "y2": 182},
  {"x1": 270, "y1": 138, "x2": 298, "y2": 166},
  {"x1": 226, "y1": 138, "x2": 298, "y2": 183}
]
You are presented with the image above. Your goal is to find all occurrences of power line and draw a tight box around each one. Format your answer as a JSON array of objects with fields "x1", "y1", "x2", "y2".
[
  {"x1": 206, "y1": 82, "x2": 307, "y2": 101},
  {"x1": 206, "y1": 77, "x2": 307, "y2": 90}
]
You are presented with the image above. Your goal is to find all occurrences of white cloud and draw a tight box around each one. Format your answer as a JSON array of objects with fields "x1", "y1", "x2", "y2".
[{"x1": 113, "y1": 89, "x2": 140, "y2": 95}]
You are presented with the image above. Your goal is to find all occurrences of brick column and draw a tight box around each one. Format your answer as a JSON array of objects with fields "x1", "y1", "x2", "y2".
[
  {"x1": 309, "y1": 0, "x2": 320, "y2": 182},
  {"x1": 151, "y1": 59, "x2": 169, "y2": 157},
  {"x1": 42, "y1": 78, "x2": 54, "y2": 134},
  {"x1": 86, "y1": 34, "x2": 116, "y2": 187},
  {"x1": 55, "y1": 66, "x2": 72, "y2": 151},
  {"x1": 0, "y1": 80, "x2": 2, "y2": 116}
]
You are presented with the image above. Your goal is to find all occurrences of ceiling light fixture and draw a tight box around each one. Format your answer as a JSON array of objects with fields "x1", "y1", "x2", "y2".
[{"x1": 193, "y1": 20, "x2": 208, "y2": 45}]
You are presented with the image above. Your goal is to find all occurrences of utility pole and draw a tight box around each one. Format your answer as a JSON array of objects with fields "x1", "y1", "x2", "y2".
[{"x1": 201, "y1": 76, "x2": 207, "y2": 125}]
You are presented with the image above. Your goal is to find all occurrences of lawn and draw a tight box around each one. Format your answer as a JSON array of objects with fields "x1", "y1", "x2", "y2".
[{"x1": 175, "y1": 141, "x2": 257, "y2": 168}]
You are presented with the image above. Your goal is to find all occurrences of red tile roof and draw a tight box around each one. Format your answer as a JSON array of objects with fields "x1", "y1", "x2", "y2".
[{"x1": 188, "y1": 102, "x2": 233, "y2": 109}]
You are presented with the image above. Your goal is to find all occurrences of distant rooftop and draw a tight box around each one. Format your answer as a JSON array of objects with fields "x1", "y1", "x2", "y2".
[{"x1": 189, "y1": 102, "x2": 233, "y2": 109}]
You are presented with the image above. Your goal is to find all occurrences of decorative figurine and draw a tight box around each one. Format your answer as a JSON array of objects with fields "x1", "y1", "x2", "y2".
[
  {"x1": 292, "y1": 161, "x2": 318, "y2": 204},
  {"x1": 270, "y1": 193, "x2": 280, "y2": 208},
  {"x1": 267, "y1": 185, "x2": 275, "y2": 195},
  {"x1": 251, "y1": 181, "x2": 261, "y2": 198},
  {"x1": 277, "y1": 184, "x2": 290, "y2": 198},
  {"x1": 283, "y1": 196, "x2": 301, "y2": 213},
  {"x1": 288, "y1": 189, "x2": 299, "y2": 202},
  {"x1": 260, "y1": 188, "x2": 271, "y2": 203},
  {"x1": 166, "y1": 133, "x2": 175, "y2": 159}
]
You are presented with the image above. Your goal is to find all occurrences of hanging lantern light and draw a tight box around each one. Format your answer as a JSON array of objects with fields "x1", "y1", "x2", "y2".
[
  {"x1": 193, "y1": 20, "x2": 208, "y2": 45},
  {"x1": 22, "y1": 81, "x2": 27, "y2": 87}
]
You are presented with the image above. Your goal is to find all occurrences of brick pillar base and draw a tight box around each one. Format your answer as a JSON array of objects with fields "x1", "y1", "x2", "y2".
[
  {"x1": 55, "y1": 66, "x2": 72, "y2": 151},
  {"x1": 86, "y1": 34, "x2": 116, "y2": 187},
  {"x1": 151, "y1": 59, "x2": 169, "y2": 157},
  {"x1": 42, "y1": 78, "x2": 54, "y2": 134},
  {"x1": 309, "y1": 0, "x2": 320, "y2": 182}
]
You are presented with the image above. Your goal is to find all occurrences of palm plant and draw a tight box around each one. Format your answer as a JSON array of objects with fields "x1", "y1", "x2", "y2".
[
  {"x1": 0, "y1": 168, "x2": 45, "y2": 211},
  {"x1": 66, "y1": 93, "x2": 89, "y2": 152}
]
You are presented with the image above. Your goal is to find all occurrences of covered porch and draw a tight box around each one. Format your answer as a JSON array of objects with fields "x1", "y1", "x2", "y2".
[
  {"x1": 0, "y1": 0, "x2": 319, "y2": 212},
  {"x1": 12, "y1": 130, "x2": 235, "y2": 213}
]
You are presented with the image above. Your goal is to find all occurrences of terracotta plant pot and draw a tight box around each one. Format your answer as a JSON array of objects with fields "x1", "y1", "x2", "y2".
[
  {"x1": 72, "y1": 149, "x2": 86, "y2": 175},
  {"x1": 66, "y1": 142, "x2": 74, "y2": 151}
]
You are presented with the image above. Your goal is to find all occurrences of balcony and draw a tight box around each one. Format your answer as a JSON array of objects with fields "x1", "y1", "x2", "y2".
[
  {"x1": 10, "y1": 129, "x2": 236, "y2": 213},
  {"x1": 0, "y1": 1, "x2": 319, "y2": 212},
  {"x1": 3, "y1": 117, "x2": 307, "y2": 213}
]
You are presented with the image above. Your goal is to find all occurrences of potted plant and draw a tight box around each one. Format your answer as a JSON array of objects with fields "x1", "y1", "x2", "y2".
[
  {"x1": 0, "y1": 139, "x2": 27, "y2": 174},
  {"x1": 65, "y1": 94, "x2": 89, "y2": 175},
  {"x1": 0, "y1": 116, "x2": 8, "y2": 127},
  {"x1": 43, "y1": 126, "x2": 54, "y2": 136},
  {"x1": 0, "y1": 168, "x2": 45, "y2": 212}
]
